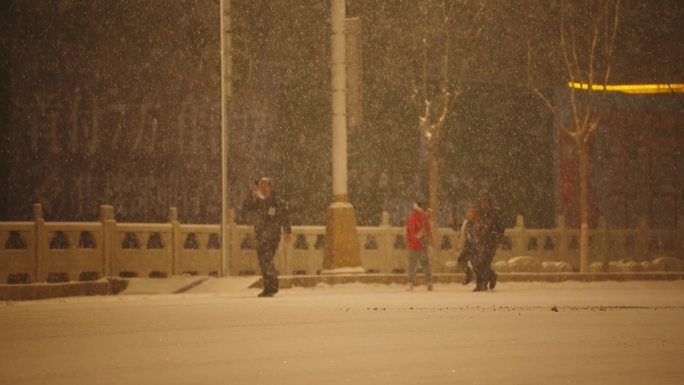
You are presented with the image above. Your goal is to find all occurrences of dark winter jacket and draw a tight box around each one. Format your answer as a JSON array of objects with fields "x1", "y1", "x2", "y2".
[
  {"x1": 242, "y1": 194, "x2": 291, "y2": 243},
  {"x1": 478, "y1": 206, "x2": 504, "y2": 250},
  {"x1": 464, "y1": 220, "x2": 479, "y2": 250}
]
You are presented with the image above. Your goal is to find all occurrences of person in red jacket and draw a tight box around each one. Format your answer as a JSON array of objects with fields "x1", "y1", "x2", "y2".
[{"x1": 405, "y1": 199, "x2": 434, "y2": 291}]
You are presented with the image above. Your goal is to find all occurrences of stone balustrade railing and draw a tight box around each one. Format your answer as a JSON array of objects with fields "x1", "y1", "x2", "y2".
[{"x1": 1, "y1": 204, "x2": 682, "y2": 284}]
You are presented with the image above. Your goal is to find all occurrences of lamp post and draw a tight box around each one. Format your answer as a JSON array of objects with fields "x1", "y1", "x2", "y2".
[
  {"x1": 323, "y1": 0, "x2": 362, "y2": 273},
  {"x1": 219, "y1": 0, "x2": 231, "y2": 276}
]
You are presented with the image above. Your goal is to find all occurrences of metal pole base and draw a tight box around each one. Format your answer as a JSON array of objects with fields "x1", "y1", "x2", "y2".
[{"x1": 323, "y1": 195, "x2": 363, "y2": 273}]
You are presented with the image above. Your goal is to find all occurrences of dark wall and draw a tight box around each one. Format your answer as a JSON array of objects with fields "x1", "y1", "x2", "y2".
[{"x1": 0, "y1": 0, "x2": 221, "y2": 222}]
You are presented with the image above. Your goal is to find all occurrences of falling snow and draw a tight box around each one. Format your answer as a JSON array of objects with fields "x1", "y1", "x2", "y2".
[{"x1": 0, "y1": 1, "x2": 682, "y2": 228}]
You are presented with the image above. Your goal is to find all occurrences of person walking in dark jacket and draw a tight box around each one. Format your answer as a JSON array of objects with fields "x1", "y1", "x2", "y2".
[
  {"x1": 242, "y1": 177, "x2": 292, "y2": 297},
  {"x1": 451, "y1": 206, "x2": 479, "y2": 286},
  {"x1": 473, "y1": 193, "x2": 505, "y2": 292}
]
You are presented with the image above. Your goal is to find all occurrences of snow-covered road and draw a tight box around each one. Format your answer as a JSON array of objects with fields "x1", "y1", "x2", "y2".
[{"x1": 1, "y1": 280, "x2": 683, "y2": 385}]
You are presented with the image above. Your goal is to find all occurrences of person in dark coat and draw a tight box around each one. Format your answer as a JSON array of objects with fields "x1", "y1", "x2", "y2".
[
  {"x1": 473, "y1": 193, "x2": 505, "y2": 291},
  {"x1": 242, "y1": 177, "x2": 292, "y2": 297},
  {"x1": 450, "y1": 205, "x2": 479, "y2": 286}
]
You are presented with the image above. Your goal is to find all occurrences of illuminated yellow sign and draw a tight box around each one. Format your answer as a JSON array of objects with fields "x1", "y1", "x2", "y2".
[{"x1": 567, "y1": 82, "x2": 684, "y2": 94}]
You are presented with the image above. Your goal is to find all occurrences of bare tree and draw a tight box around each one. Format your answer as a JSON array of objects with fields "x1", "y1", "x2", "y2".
[
  {"x1": 529, "y1": 0, "x2": 621, "y2": 272},
  {"x1": 410, "y1": 0, "x2": 486, "y2": 218}
]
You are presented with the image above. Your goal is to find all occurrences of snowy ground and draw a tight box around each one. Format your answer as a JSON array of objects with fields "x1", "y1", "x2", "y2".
[{"x1": 1, "y1": 279, "x2": 683, "y2": 385}]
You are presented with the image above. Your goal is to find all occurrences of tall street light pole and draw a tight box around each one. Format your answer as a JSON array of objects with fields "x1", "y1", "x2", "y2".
[
  {"x1": 323, "y1": 0, "x2": 362, "y2": 273},
  {"x1": 220, "y1": 0, "x2": 232, "y2": 276}
]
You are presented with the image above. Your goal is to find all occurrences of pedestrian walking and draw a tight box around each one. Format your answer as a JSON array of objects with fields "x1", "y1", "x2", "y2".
[
  {"x1": 473, "y1": 193, "x2": 505, "y2": 291},
  {"x1": 405, "y1": 199, "x2": 434, "y2": 291},
  {"x1": 451, "y1": 205, "x2": 479, "y2": 286},
  {"x1": 242, "y1": 177, "x2": 292, "y2": 297}
]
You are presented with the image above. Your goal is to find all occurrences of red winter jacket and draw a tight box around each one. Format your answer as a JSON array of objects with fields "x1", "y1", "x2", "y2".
[{"x1": 406, "y1": 209, "x2": 433, "y2": 251}]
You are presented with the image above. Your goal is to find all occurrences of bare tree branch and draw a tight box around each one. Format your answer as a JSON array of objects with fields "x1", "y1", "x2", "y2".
[
  {"x1": 559, "y1": 2, "x2": 582, "y2": 135},
  {"x1": 441, "y1": 1, "x2": 450, "y2": 96},
  {"x1": 421, "y1": 4, "x2": 428, "y2": 109},
  {"x1": 410, "y1": 80, "x2": 419, "y2": 106},
  {"x1": 586, "y1": 115, "x2": 601, "y2": 140},
  {"x1": 602, "y1": 0, "x2": 621, "y2": 86},
  {"x1": 587, "y1": 9, "x2": 600, "y2": 94},
  {"x1": 559, "y1": 123, "x2": 578, "y2": 140},
  {"x1": 580, "y1": 16, "x2": 601, "y2": 137},
  {"x1": 527, "y1": 41, "x2": 560, "y2": 118},
  {"x1": 435, "y1": 89, "x2": 450, "y2": 137},
  {"x1": 529, "y1": 0, "x2": 621, "y2": 273}
]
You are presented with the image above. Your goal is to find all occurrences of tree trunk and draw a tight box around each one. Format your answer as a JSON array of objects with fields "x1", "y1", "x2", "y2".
[
  {"x1": 428, "y1": 146, "x2": 440, "y2": 216},
  {"x1": 427, "y1": 147, "x2": 439, "y2": 259},
  {"x1": 578, "y1": 142, "x2": 591, "y2": 272}
]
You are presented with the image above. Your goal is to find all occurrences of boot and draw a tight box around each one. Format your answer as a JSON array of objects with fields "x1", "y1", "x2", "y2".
[
  {"x1": 462, "y1": 268, "x2": 474, "y2": 285},
  {"x1": 489, "y1": 272, "x2": 498, "y2": 290},
  {"x1": 473, "y1": 281, "x2": 488, "y2": 292}
]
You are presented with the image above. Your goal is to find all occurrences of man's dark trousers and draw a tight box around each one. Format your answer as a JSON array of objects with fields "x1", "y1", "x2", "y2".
[
  {"x1": 257, "y1": 238, "x2": 280, "y2": 294},
  {"x1": 474, "y1": 247, "x2": 496, "y2": 289}
]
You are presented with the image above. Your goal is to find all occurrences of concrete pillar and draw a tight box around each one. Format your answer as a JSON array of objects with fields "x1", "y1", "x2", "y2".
[
  {"x1": 99, "y1": 205, "x2": 115, "y2": 278},
  {"x1": 381, "y1": 211, "x2": 390, "y2": 227},
  {"x1": 33, "y1": 203, "x2": 44, "y2": 282},
  {"x1": 381, "y1": 211, "x2": 391, "y2": 273},
  {"x1": 227, "y1": 208, "x2": 238, "y2": 275},
  {"x1": 512, "y1": 215, "x2": 527, "y2": 256},
  {"x1": 323, "y1": 0, "x2": 362, "y2": 273},
  {"x1": 169, "y1": 207, "x2": 179, "y2": 276}
]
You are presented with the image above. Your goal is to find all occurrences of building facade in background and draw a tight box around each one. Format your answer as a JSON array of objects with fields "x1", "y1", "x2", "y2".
[{"x1": 557, "y1": 90, "x2": 684, "y2": 229}]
